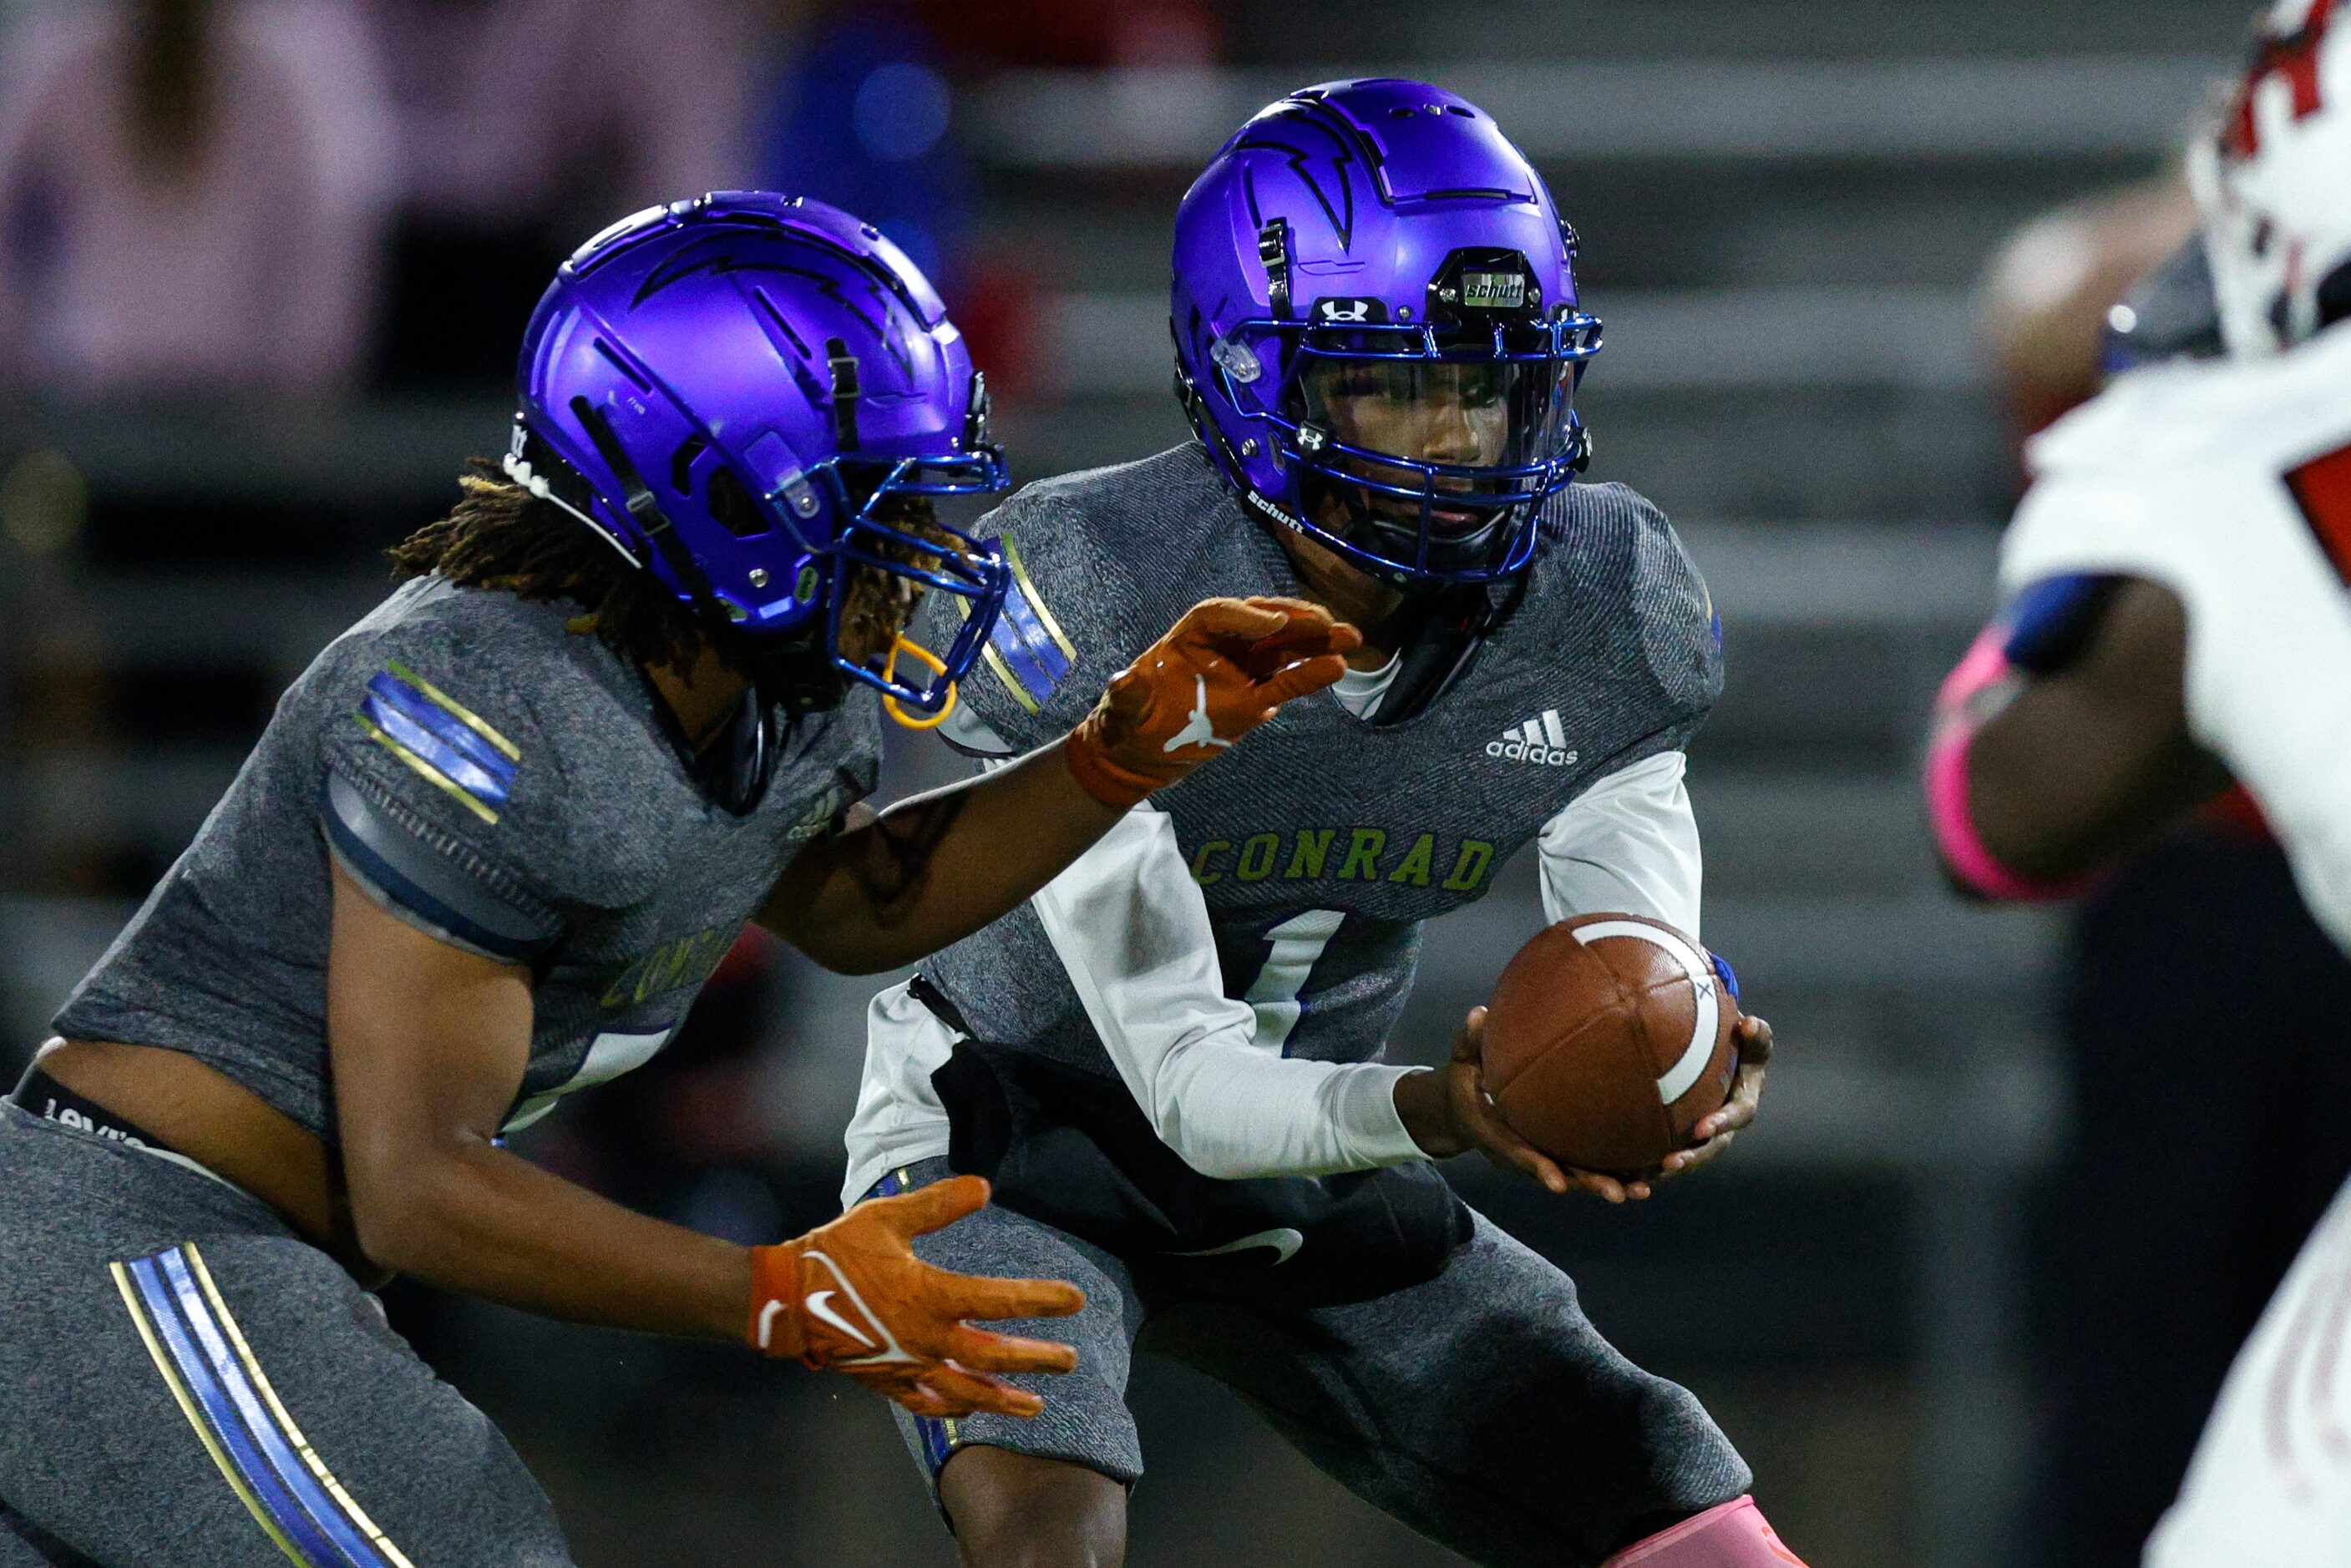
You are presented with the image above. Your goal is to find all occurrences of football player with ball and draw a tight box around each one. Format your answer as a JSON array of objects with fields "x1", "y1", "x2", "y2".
[{"x1": 847, "y1": 80, "x2": 1799, "y2": 1568}]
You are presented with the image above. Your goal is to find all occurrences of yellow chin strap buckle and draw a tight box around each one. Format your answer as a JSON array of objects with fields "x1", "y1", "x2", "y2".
[{"x1": 880, "y1": 635, "x2": 958, "y2": 731}]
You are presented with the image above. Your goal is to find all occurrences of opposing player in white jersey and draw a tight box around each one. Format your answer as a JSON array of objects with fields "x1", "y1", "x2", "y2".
[{"x1": 1928, "y1": 5, "x2": 2351, "y2": 1560}]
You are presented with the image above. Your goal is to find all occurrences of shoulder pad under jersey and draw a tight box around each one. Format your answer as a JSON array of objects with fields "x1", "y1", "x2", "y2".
[
  {"x1": 1528, "y1": 481, "x2": 1721, "y2": 731},
  {"x1": 316, "y1": 582, "x2": 687, "y2": 923}
]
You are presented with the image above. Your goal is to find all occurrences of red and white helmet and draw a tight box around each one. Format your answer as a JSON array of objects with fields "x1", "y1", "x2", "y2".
[{"x1": 2191, "y1": 0, "x2": 2351, "y2": 354}]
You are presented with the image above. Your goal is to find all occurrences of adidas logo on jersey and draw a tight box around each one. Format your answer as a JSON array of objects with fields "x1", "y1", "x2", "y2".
[{"x1": 1487, "y1": 711, "x2": 1578, "y2": 766}]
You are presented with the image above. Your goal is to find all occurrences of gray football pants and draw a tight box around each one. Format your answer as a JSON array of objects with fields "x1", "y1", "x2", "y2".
[
  {"x1": 0, "y1": 1104, "x2": 571, "y2": 1567},
  {"x1": 877, "y1": 1158, "x2": 1754, "y2": 1568}
]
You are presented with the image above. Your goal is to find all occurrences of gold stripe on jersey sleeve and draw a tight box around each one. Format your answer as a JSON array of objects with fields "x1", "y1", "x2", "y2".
[
  {"x1": 980, "y1": 643, "x2": 1043, "y2": 713},
  {"x1": 355, "y1": 713, "x2": 500, "y2": 825},
  {"x1": 1001, "y1": 540, "x2": 1077, "y2": 665},
  {"x1": 383, "y1": 659, "x2": 521, "y2": 761}
]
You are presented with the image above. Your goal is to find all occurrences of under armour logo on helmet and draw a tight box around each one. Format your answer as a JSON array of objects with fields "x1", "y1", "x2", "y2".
[{"x1": 1312, "y1": 297, "x2": 1381, "y2": 325}]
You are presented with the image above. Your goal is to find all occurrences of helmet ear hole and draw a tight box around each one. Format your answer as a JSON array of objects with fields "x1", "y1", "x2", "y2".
[
  {"x1": 707, "y1": 466, "x2": 769, "y2": 539},
  {"x1": 670, "y1": 435, "x2": 710, "y2": 493}
]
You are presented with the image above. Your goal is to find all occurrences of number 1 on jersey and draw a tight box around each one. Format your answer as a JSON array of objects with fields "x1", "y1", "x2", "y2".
[{"x1": 1245, "y1": 909, "x2": 1345, "y2": 1053}]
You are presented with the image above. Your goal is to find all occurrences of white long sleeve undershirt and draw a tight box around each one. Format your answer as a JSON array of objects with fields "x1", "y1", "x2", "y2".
[
  {"x1": 839, "y1": 721, "x2": 1703, "y2": 1204},
  {"x1": 1537, "y1": 749, "x2": 1703, "y2": 934},
  {"x1": 1028, "y1": 805, "x2": 1424, "y2": 1178}
]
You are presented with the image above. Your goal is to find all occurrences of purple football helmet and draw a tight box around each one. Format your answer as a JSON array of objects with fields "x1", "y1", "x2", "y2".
[
  {"x1": 508, "y1": 191, "x2": 1008, "y2": 712},
  {"x1": 1171, "y1": 79, "x2": 1601, "y2": 587}
]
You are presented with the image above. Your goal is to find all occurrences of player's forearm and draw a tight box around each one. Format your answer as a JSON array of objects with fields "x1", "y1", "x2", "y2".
[
  {"x1": 773, "y1": 596, "x2": 1355, "y2": 973},
  {"x1": 765, "y1": 739, "x2": 1123, "y2": 974},
  {"x1": 351, "y1": 1136, "x2": 751, "y2": 1342},
  {"x1": 1931, "y1": 579, "x2": 2224, "y2": 890},
  {"x1": 1144, "y1": 1046, "x2": 1427, "y2": 1178},
  {"x1": 1963, "y1": 696, "x2": 2171, "y2": 879},
  {"x1": 1025, "y1": 807, "x2": 1428, "y2": 1178}
]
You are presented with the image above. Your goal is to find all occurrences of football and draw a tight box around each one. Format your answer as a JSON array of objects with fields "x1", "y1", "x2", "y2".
[{"x1": 1480, "y1": 913, "x2": 1742, "y2": 1176}]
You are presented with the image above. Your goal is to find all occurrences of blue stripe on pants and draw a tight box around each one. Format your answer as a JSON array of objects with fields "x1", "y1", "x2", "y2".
[
  {"x1": 125, "y1": 1254, "x2": 355, "y2": 1566},
  {"x1": 155, "y1": 1248, "x2": 393, "y2": 1567}
]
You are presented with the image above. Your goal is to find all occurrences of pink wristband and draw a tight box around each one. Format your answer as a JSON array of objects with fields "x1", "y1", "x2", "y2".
[{"x1": 1924, "y1": 629, "x2": 2090, "y2": 903}]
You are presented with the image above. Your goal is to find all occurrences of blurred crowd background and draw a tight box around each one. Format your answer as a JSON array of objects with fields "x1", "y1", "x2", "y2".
[{"x1": 0, "y1": 2, "x2": 2333, "y2": 1564}]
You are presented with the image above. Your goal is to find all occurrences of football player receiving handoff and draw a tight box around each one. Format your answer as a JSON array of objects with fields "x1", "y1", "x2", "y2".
[
  {"x1": 0, "y1": 195, "x2": 1351, "y2": 1565},
  {"x1": 1931, "y1": 6, "x2": 2351, "y2": 1563},
  {"x1": 849, "y1": 83, "x2": 1798, "y2": 1568}
]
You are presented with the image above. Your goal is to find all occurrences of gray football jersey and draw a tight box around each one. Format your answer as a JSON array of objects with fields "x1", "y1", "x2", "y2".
[
  {"x1": 916, "y1": 442, "x2": 1719, "y2": 1073},
  {"x1": 54, "y1": 577, "x2": 879, "y2": 1142}
]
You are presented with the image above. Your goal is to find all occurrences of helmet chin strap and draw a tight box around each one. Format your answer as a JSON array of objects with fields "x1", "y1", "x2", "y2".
[{"x1": 569, "y1": 397, "x2": 735, "y2": 630}]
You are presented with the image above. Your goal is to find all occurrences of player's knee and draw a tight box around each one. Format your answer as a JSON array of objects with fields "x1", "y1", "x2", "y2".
[{"x1": 940, "y1": 1446, "x2": 1127, "y2": 1568}]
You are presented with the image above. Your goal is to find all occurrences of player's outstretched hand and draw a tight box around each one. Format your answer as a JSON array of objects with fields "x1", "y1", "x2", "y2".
[
  {"x1": 1064, "y1": 596, "x2": 1361, "y2": 809},
  {"x1": 747, "y1": 1175, "x2": 1085, "y2": 1420},
  {"x1": 1656, "y1": 1013, "x2": 1771, "y2": 1181}
]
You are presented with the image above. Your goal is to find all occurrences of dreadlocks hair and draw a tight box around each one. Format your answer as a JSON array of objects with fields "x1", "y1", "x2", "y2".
[
  {"x1": 390, "y1": 461, "x2": 709, "y2": 675},
  {"x1": 388, "y1": 459, "x2": 959, "y2": 687}
]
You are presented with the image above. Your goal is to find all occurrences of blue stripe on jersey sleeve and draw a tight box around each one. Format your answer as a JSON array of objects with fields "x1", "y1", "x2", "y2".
[
  {"x1": 999, "y1": 584, "x2": 1073, "y2": 686},
  {"x1": 322, "y1": 774, "x2": 558, "y2": 963},
  {"x1": 365, "y1": 671, "x2": 515, "y2": 785},
  {"x1": 987, "y1": 598, "x2": 1062, "y2": 705},
  {"x1": 914, "y1": 1413, "x2": 960, "y2": 1477},
  {"x1": 359, "y1": 688, "x2": 512, "y2": 811}
]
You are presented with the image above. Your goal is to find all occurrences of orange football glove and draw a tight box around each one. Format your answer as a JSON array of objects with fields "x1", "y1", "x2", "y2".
[
  {"x1": 1064, "y1": 596, "x2": 1361, "y2": 809},
  {"x1": 747, "y1": 1174, "x2": 1084, "y2": 1420}
]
